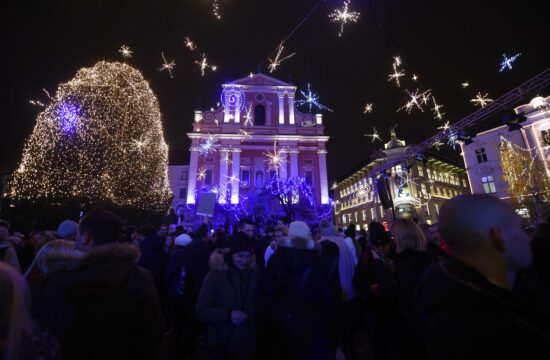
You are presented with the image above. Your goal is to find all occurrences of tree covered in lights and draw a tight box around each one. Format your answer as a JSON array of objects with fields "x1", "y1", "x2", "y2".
[
  {"x1": 266, "y1": 176, "x2": 316, "y2": 221},
  {"x1": 8, "y1": 61, "x2": 172, "y2": 213},
  {"x1": 500, "y1": 138, "x2": 550, "y2": 222}
]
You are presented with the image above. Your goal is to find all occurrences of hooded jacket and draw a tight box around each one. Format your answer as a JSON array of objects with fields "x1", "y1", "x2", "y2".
[
  {"x1": 31, "y1": 242, "x2": 163, "y2": 359},
  {"x1": 196, "y1": 249, "x2": 259, "y2": 359}
]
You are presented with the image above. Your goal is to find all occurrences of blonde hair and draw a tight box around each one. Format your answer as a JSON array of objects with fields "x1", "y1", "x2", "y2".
[
  {"x1": 0, "y1": 262, "x2": 33, "y2": 360},
  {"x1": 24, "y1": 239, "x2": 76, "y2": 278},
  {"x1": 274, "y1": 224, "x2": 288, "y2": 236},
  {"x1": 392, "y1": 219, "x2": 427, "y2": 253}
]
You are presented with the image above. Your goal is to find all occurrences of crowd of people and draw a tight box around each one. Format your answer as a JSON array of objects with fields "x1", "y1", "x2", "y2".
[{"x1": 1, "y1": 194, "x2": 550, "y2": 359}]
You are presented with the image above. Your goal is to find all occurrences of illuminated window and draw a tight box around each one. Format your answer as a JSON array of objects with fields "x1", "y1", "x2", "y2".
[
  {"x1": 482, "y1": 176, "x2": 496, "y2": 193},
  {"x1": 371, "y1": 208, "x2": 376, "y2": 219},
  {"x1": 421, "y1": 183, "x2": 427, "y2": 197},
  {"x1": 417, "y1": 165, "x2": 424, "y2": 177},
  {"x1": 542, "y1": 130, "x2": 550, "y2": 146}
]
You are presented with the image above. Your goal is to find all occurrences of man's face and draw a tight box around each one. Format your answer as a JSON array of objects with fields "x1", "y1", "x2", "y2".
[
  {"x1": 158, "y1": 225, "x2": 168, "y2": 236},
  {"x1": 241, "y1": 224, "x2": 254, "y2": 239}
]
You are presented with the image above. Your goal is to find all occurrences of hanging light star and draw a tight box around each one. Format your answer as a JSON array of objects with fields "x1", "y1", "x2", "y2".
[
  {"x1": 157, "y1": 52, "x2": 175, "y2": 79},
  {"x1": 119, "y1": 45, "x2": 133, "y2": 59},
  {"x1": 363, "y1": 103, "x2": 374, "y2": 114},
  {"x1": 197, "y1": 167, "x2": 207, "y2": 181},
  {"x1": 499, "y1": 53, "x2": 521, "y2": 72},
  {"x1": 329, "y1": 0, "x2": 360, "y2": 37},
  {"x1": 268, "y1": 42, "x2": 296, "y2": 73},
  {"x1": 470, "y1": 92, "x2": 493, "y2": 108},
  {"x1": 462, "y1": 81, "x2": 470, "y2": 88},
  {"x1": 221, "y1": 152, "x2": 232, "y2": 166},
  {"x1": 412, "y1": 74, "x2": 419, "y2": 81},
  {"x1": 431, "y1": 97, "x2": 445, "y2": 120},
  {"x1": 388, "y1": 63, "x2": 405, "y2": 87},
  {"x1": 364, "y1": 127, "x2": 382, "y2": 143},
  {"x1": 243, "y1": 105, "x2": 254, "y2": 126},
  {"x1": 239, "y1": 129, "x2": 253, "y2": 141},
  {"x1": 447, "y1": 131, "x2": 459, "y2": 150},
  {"x1": 296, "y1": 83, "x2": 333, "y2": 113},
  {"x1": 437, "y1": 121, "x2": 451, "y2": 132},
  {"x1": 398, "y1": 89, "x2": 432, "y2": 113},
  {"x1": 198, "y1": 134, "x2": 217, "y2": 155},
  {"x1": 195, "y1": 53, "x2": 217, "y2": 76},
  {"x1": 264, "y1": 142, "x2": 285, "y2": 173},
  {"x1": 212, "y1": 0, "x2": 222, "y2": 20},
  {"x1": 184, "y1": 37, "x2": 196, "y2": 51},
  {"x1": 393, "y1": 56, "x2": 403, "y2": 67}
]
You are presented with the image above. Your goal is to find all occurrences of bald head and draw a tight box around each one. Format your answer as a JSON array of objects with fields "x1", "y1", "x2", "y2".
[{"x1": 439, "y1": 194, "x2": 519, "y2": 256}]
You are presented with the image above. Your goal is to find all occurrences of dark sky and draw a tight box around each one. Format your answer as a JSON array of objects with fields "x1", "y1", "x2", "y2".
[{"x1": 2, "y1": 0, "x2": 549, "y2": 184}]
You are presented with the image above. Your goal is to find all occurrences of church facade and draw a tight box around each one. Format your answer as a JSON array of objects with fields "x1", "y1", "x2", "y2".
[{"x1": 185, "y1": 73, "x2": 330, "y2": 223}]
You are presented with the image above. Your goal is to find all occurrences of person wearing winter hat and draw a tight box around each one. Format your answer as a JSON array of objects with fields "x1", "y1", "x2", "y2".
[
  {"x1": 256, "y1": 220, "x2": 334, "y2": 359},
  {"x1": 174, "y1": 234, "x2": 193, "y2": 247},
  {"x1": 196, "y1": 231, "x2": 259, "y2": 359},
  {"x1": 56, "y1": 220, "x2": 78, "y2": 241}
]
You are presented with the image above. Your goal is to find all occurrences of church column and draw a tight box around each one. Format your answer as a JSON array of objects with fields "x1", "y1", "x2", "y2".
[
  {"x1": 290, "y1": 149, "x2": 299, "y2": 178},
  {"x1": 278, "y1": 92, "x2": 285, "y2": 124},
  {"x1": 218, "y1": 148, "x2": 230, "y2": 204},
  {"x1": 279, "y1": 151, "x2": 288, "y2": 180},
  {"x1": 318, "y1": 149, "x2": 329, "y2": 204},
  {"x1": 288, "y1": 94, "x2": 295, "y2": 125},
  {"x1": 234, "y1": 98, "x2": 241, "y2": 123},
  {"x1": 231, "y1": 149, "x2": 241, "y2": 204},
  {"x1": 186, "y1": 143, "x2": 200, "y2": 205}
]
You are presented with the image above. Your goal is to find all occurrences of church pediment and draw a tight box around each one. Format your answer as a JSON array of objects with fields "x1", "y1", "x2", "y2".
[{"x1": 228, "y1": 73, "x2": 294, "y2": 87}]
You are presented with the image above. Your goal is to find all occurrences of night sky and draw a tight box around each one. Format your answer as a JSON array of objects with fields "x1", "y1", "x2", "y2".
[{"x1": 2, "y1": 0, "x2": 549, "y2": 184}]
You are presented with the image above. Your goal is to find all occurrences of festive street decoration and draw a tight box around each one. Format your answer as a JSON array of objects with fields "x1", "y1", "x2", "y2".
[
  {"x1": 158, "y1": 52, "x2": 175, "y2": 78},
  {"x1": 9, "y1": 61, "x2": 171, "y2": 211},
  {"x1": 328, "y1": 1, "x2": 360, "y2": 37},
  {"x1": 268, "y1": 42, "x2": 296, "y2": 73},
  {"x1": 118, "y1": 45, "x2": 133, "y2": 59},
  {"x1": 398, "y1": 89, "x2": 432, "y2": 113},
  {"x1": 363, "y1": 103, "x2": 373, "y2": 114},
  {"x1": 500, "y1": 137, "x2": 550, "y2": 221},
  {"x1": 431, "y1": 97, "x2": 445, "y2": 120},
  {"x1": 296, "y1": 83, "x2": 333, "y2": 113},
  {"x1": 388, "y1": 63, "x2": 405, "y2": 87},
  {"x1": 499, "y1": 53, "x2": 521, "y2": 72},
  {"x1": 365, "y1": 127, "x2": 382, "y2": 142},
  {"x1": 470, "y1": 92, "x2": 493, "y2": 108},
  {"x1": 195, "y1": 53, "x2": 217, "y2": 76}
]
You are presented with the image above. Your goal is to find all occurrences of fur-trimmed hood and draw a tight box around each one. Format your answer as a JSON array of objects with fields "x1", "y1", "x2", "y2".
[
  {"x1": 47, "y1": 242, "x2": 141, "y2": 272},
  {"x1": 280, "y1": 236, "x2": 318, "y2": 251},
  {"x1": 208, "y1": 248, "x2": 257, "y2": 272}
]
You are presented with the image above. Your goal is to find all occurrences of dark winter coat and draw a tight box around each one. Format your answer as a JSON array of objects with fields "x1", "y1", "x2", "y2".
[
  {"x1": 164, "y1": 241, "x2": 210, "y2": 333},
  {"x1": 257, "y1": 237, "x2": 334, "y2": 360},
  {"x1": 31, "y1": 243, "x2": 164, "y2": 359},
  {"x1": 196, "y1": 249, "x2": 259, "y2": 360},
  {"x1": 138, "y1": 234, "x2": 167, "y2": 295},
  {"x1": 414, "y1": 257, "x2": 550, "y2": 359}
]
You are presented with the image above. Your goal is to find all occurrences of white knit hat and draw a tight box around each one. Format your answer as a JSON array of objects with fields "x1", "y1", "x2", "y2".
[
  {"x1": 174, "y1": 234, "x2": 192, "y2": 247},
  {"x1": 288, "y1": 221, "x2": 311, "y2": 240}
]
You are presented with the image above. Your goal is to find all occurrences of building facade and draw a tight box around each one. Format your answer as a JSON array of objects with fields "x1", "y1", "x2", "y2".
[
  {"x1": 185, "y1": 73, "x2": 330, "y2": 223},
  {"x1": 334, "y1": 132, "x2": 470, "y2": 230},
  {"x1": 460, "y1": 95, "x2": 550, "y2": 212},
  {"x1": 168, "y1": 165, "x2": 189, "y2": 216}
]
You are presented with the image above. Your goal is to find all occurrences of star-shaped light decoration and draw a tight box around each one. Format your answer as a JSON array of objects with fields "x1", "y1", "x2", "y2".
[
  {"x1": 398, "y1": 89, "x2": 432, "y2": 113},
  {"x1": 364, "y1": 127, "x2": 382, "y2": 143},
  {"x1": 195, "y1": 53, "x2": 217, "y2": 76},
  {"x1": 119, "y1": 45, "x2": 133, "y2": 59},
  {"x1": 462, "y1": 81, "x2": 470, "y2": 88},
  {"x1": 431, "y1": 97, "x2": 445, "y2": 120},
  {"x1": 242, "y1": 105, "x2": 254, "y2": 126},
  {"x1": 499, "y1": 53, "x2": 521, "y2": 72},
  {"x1": 388, "y1": 63, "x2": 405, "y2": 87},
  {"x1": 328, "y1": 1, "x2": 360, "y2": 37},
  {"x1": 157, "y1": 52, "x2": 175, "y2": 78},
  {"x1": 184, "y1": 37, "x2": 196, "y2": 51},
  {"x1": 363, "y1": 103, "x2": 374, "y2": 114},
  {"x1": 437, "y1": 121, "x2": 451, "y2": 132},
  {"x1": 470, "y1": 92, "x2": 493, "y2": 108},
  {"x1": 268, "y1": 42, "x2": 296, "y2": 73},
  {"x1": 296, "y1": 83, "x2": 333, "y2": 113},
  {"x1": 412, "y1": 74, "x2": 419, "y2": 81}
]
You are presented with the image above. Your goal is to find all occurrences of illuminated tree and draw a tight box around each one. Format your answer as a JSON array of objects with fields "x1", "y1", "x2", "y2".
[
  {"x1": 500, "y1": 137, "x2": 550, "y2": 222},
  {"x1": 9, "y1": 61, "x2": 172, "y2": 212}
]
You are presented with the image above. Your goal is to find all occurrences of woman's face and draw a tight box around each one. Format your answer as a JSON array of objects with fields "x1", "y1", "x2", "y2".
[{"x1": 232, "y1": 251, "x2": 252, "y2": 270}]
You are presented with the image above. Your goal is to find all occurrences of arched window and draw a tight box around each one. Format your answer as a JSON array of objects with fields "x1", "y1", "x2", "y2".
[{"x1": 255, "y1": 104, "x2": 266, "y2": 126}]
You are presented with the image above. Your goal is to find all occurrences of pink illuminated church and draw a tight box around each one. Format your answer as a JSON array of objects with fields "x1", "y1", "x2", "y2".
[{"x1": 185, "y1": 73, "x2": 330, "y2": 223}]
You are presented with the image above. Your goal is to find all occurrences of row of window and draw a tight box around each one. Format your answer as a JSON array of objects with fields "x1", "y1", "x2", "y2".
[
  {"x1": 197, "y1": 168, "x2": 315, "y2": 188},
  {"x1": 417, "y1": 165, "x2": 467, "y2": 187}
]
